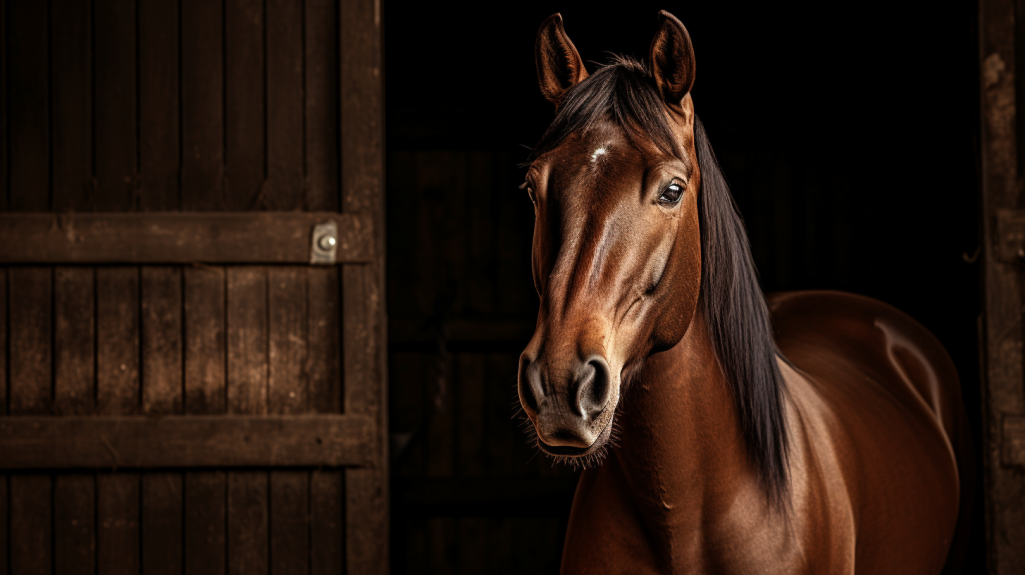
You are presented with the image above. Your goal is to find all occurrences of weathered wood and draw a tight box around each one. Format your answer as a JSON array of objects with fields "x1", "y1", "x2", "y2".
[
  {"x1": 50, "y1": 0, "x2": 93, "y2": 211},
  {"x1": 138, "y1": 0, "x2": 181, "y2": 210},
  {"x1": 7, "y1": 0, "x2": 49, "y2": 211},
  {"x1": 308, "y1": 267, "x2": 341, "y2": 413},
  {"x1": 310, "y1": 470, "x2": 345, "y2": 575},
  {"x1": 54, "y1": 474, "x2": 95, "y2": 575},
  {"x1": 979, "y1": 0, "x2": 1025, "y2": 571},
  {"x1": 0, "y1": 1, "x2": 6, "y2": 210},
  {"x1": 305, "y1": 0, "x2": 340, "y2": 212},
  {"x1": 1003, "y1": 415, "x2": 1025, "y2": 467},
  {"x1": 0, "y1": 415, "x2": 377, "y2": 469},
  {"x1": 97, "y1": 268, "x2": 140, "y2": 415},
  {"x1": 0, "y1": 269, "x2": 8, "y2": 415},
  {"x1": 54, "y1": 268, "x2": 95, "y2": 415},
  {"x1": 270, "y1": 471, "x2": 309, "y2": 575},
  {"x1": 9, "y1": 268, "x2": 52, "y2": 414},
  {"x1": 97, "y1": 473, "x2": 140, "y2": 573},
  {"x1": 94, "y1": 0, "x2": 138, "y2": 211},
  {"x1": 10, "y1": 475, "x2": 52, "y2": 574},
  {"x1": 181, "y1": 0, "x2": 225, "y2": 210},
  {"x1": 141, "y1": 473, "x2": 183, "y2": 575},
  {"x1": 226, "y1": 0, "x2": 266, "y2": 209},
  {"x1": 0, "y1": 212, "x2": 374, "y2": 264},
  {"x1": 267, "y1": 0, "x2": 304, "y2": 209},
  {"x1": 226, "y1": 266, "x2": 269, "y2": 574},
  {"x1": 184, "y1": 471, "x2": 226, "y2": 575},
  {"x1": 0, "y1": 476, "x2": 7, "y2": 575},
  {"x1": 142, "y1": 267, "x2": 183, "y2": 414}
]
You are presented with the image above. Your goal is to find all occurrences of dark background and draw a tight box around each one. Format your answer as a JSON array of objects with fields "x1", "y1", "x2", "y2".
[{"x1": 384, "y1": 1, "x2": 983, "y2": 573}]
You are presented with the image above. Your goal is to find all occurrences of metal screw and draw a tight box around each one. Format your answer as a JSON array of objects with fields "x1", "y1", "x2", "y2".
[{"x1": 318, "y1": 234, "x2": 337, "y2": 251}]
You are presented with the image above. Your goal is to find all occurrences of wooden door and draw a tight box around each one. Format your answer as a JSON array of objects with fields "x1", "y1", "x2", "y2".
[
  {"x1": 0, "y1": 0, "x2": 387, "y2": 573},
  {"x1": 979, "y1": 0, "x2": 1025, "y2": 572}
]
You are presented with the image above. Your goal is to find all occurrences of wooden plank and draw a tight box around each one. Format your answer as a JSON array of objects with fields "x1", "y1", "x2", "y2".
[
  {"x1": 267, "y1": 0, "x2": 304, "y2": 209},
  {"x1": 9, "y1": 268, "x2": 52, "y2": 414},
  {"x1": 0, "y1": 0, "x2": 6, "y2": 210},
  {"x1": 304, "y1": 0, "x2": 340, "y2": 212},
  {"x1": 310, "y1": 470, "x2": 344, "y2": 575},
  {"x1": 181, "y1": 0, "x2": 225, "y2": 210},
  {"x1": 346, "y1": 468, "x2": 387, "y2": 574},
  {"x1": 97, "y1": 267, "x2": 140, "y2": 573},
  {"x1": 0, "y1": 212, "x2": 374, "y2": 264},
  {"x1": 9, "y1": 475, "x2": 51, "y2": 574},
  {"x1": 50, "y1": 0, "x2": 93, "y2": 211},
  {"x1": 225, "y1": 0, "x2": 266, "y2": 210},
  {"x1": 0, "y1": 269, "x2": 7, "y2": 415},
  {"x1": 97, "y1": 473, "x2": 140, "y2": 574},
  {"x1": 7, "y1": 0, "x2": 49, "y2": 211},
  {"x1": 226, "y1": 266, "x2": 269, "y2": 574},
  {"x1": 269, "y1": 268, "x2": 309, "y2": 574},
  {"x1": 54, "y1": 268, "x2": 95, "y2": 415},
  {"x1": 138, "y1": 0, "x2": 181, "y2": 210},
  {"x1": 0, "y1": 415, "x2": 376, "y2": 469},
  {"x1": 0, "y1": 476, "x2": 7, "y2": 575},
  {"x1": 54, "y1": 474, "x2": 95, "y2": 575},
  {"x1": 94, "y1": 0, "x2": 138, "y2": 211},
  {"x1": 141, "y1": 473, "x2": 183, "y2": 575},
  {"x1": 142, "y1": 267, "x2": 183, "y2": 414},
  {"x1": 340, "y1": 0, "x2": 383, "y2": 217},
  {"x1": 184, "y1": 265, "x2": 227, "y2": 575},
  {"x1": 308, "y1": 269, "x2": 343, "y2": 573},
  {"x1": 343, "y1": 265, "x2": 372, "y2": 415},
  {"x1": 141, "y1": 267, "x2": 184, "y2": 575}
]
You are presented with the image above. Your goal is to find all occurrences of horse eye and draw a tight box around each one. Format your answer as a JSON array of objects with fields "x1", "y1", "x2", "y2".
[{"x1": 659, "y1": 183, "x2": 683, "y2": 204}]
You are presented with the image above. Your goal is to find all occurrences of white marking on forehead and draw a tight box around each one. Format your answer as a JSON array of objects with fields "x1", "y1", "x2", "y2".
[{"x1": 590, "y1": 146, "x2": 607, "y2": 163}]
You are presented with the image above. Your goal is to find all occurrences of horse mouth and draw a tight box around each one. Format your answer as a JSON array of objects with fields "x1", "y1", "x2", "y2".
[{"x1": 535, "y1": 413, "x2": 615, "y2": 458}]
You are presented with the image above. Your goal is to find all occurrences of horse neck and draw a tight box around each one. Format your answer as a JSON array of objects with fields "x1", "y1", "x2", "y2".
[{"x1": 611, "y1": 306, "x2": 767, "y2": 564}]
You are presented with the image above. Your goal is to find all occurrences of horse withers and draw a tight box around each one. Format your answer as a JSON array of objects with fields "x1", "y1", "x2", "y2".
[{"x1": 516, "y1": 11, "x2": 972, "y2": 574}]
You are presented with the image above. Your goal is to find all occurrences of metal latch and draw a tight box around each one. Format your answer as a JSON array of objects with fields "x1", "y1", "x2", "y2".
[{"x1": 310, "y1": 221, "x2": 338, "y2": 265}]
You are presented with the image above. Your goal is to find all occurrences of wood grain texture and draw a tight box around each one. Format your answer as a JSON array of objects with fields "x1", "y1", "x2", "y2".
[
  {"x1": 54, "y1": 474, "x2": 95, "y2": 575},
  {"x1": 181, "y1": 0, "x2": 225, "y2": 210},
  {"x1": 97, "y1": 268, "x2": 140, "y2": 415},
  {"x1": 141, "y1": 473, "x2": 183, "y2": 575},
  {"x1": 308, "y1": 267, "x2": 341, "y2": 414},
  {"x1": 50, "y1": 0, "x2": 93, "y2": 211},
  {"x1": 97, "y1": 473, "x2": 140, "y2": 574},
  {"x1": 54, "y1": 268, "x2": 95, "y2": 415},
  {"x1": 340, "y1": 0, "x2": 383, "y2": 216},
  {"x1": 139, "y1": 0, "x2": 181, "y2": 210},
  {"x1": 226, "y1": 266, "x2": 269, "y2": 575},
  {"x1": 7, "y1": 0, "x2": 49, "y2": 211},
  {"x1": 0, "y1": 415, "x2": 377, "y2": 469},
  {"x1": 94, "y1": 0, "x2": 138, "y2": 211},
  {"x1": 270, "y1": 471, "x2": 308, "y2": 575},
  {"x1": 184, "y1": 471, "x2": 226, "y2": 575},
  {"x1": 0, "y1": 212, "x2": 374, "y2": 264},
  {"x1": 305, "y1": 0, "x2": 340, "y2": 212},
  {"x1": 267, "y1": 0, "x2": 304, "y2": 209},
  {"x1": 0, "y1": 2, "x2": 6, "y2": 209},
  {"x1": 9, "y1": 475, "x2": 52, "y2": 575},
  {"x1": 142, "y1": 267, "x2": 183, "y2": 415},
  {"x1": 9, "y1": 267, "x2": 52, "y2": 414},
  {"x1": 226, "y1": 0, "x2": 266, "y2": 210},
  {"x1": 0, "y1": 476, "x2": 7, "y2": 575},
  {"x1": 1, "y1": 269, "x2": 7, "y2": 415},
  {"x1": 310, "y1": 470, "x2": 344, "y2": 575}
]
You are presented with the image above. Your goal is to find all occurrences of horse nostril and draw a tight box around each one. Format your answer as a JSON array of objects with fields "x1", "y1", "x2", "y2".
[
  {"x1": 574, "y1": 357, "x2": 611, "y2": 419},
  {"x1": 518, "y1": 356, "x2": 543, "y2": 414}
]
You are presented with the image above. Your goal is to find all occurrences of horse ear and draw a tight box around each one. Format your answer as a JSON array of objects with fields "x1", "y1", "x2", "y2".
[
  {"x1": 536, "y1": 13, "x2": 588, "y2": 106},
  {"x1": 649, "y1": 10, "x2": 696, "y2": 106}
]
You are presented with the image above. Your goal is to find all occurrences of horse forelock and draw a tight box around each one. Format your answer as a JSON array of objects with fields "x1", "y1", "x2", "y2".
[{"x1": 530, "y1": 55, "x2": 792, "y2": 506}]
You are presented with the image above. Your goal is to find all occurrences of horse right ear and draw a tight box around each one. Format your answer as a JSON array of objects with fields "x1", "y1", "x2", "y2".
[
  {"x1": 649, "y1": 10, "x2": 696, "y2": 107},
  {"x1": 535, "y1": 14, "x2": 588, "y2": 107}
]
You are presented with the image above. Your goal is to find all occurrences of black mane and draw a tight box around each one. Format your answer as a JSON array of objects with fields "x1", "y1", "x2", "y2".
[{"x1": 531, "y1": 57, "x2": 791, "y2": 504}]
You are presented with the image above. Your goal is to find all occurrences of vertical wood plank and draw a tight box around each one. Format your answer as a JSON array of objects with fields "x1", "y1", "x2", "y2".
[
  {"x1": 308, "y1": 268, "x2": 343, "y2": 573},
  {"x1": 181, "y1": 0, "x2": 225, "y2": 210},
  {"x1": 51, "y1": 0, "x2": 93, "y2": 211},
  {"x1": 226, "y1": 267, "x2": 269, "y2": 575},
  {"x1": 225, "y1": 0, "x2": 266, "y2": 210},
  {"x1": 340, "y1": 0, "x2": 382, "y2": 217},
  {"x1": 9, "y1": 475, "x2": 51, "y2": 575},
  {"x1": 141, "y1": 266, "x2": 184, "y2": 575},
  {"x1": 7, "y1": 1, "x2": 49, "y2": 210},
  {"x1": 267, "y1": 0, "x2": 304, "y2": 209},
  {"x1": 9, "y1": 267, "x2": 52, "y2": 414},
  {"x1": 184, "y1": 266, "x2": 226, "y2": 575},
  {"x1": 0, "y1": 0, "x2": 7, "y2": 209},
  {"x1": 0, "y1": 269, "x2": 7, "y2": 415},
  {"x1": 54, "y1": 268, "x2": 95, "y2": 415},
  {"x1": 96, "y1": 268, "x2": 140, "y2": 574},
  {"x1": 141, "y1": 267, "x2": 182, "y2": 415},
  {"x1": 268, "y1": 267, "x2": 309, "y2": 575},
  {"x1": 141, "y1": 474, "x2": 183, "y2": 575},
  {"x1": 139, "y1": 0, "x2": 181, "y2": 211},
  {"x1": 94, "y1": 0, "x2": 138, "y2": 211},
  {"x1": 304, "y1": 0, "x2": 340, "y2": 212},
  {"x1": 0, "y1": 476, "x2": 7, "y2": 575}
]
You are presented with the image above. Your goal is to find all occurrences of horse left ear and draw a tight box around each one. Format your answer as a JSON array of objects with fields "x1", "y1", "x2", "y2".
[{"x1": 649, "y1": 10, "x2": 696, "y2": 106}]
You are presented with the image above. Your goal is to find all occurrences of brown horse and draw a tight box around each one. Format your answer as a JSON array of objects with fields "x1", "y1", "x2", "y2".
[{"x1": 517, "y1": 11, "x2": 973, "y2": 574}]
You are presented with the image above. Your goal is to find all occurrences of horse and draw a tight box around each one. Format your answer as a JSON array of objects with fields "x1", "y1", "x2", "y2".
[{"x1": 516, "y1": 11, "x2": 973, "y2": 574}]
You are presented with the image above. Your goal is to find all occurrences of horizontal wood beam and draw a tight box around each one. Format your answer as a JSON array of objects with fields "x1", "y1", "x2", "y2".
[
  {"x1": 0, "y1": 414, "x2": 377, "y2": 469},
  {"x1": 0, "y1": 212, "x2": 373, "y2": 264}
]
